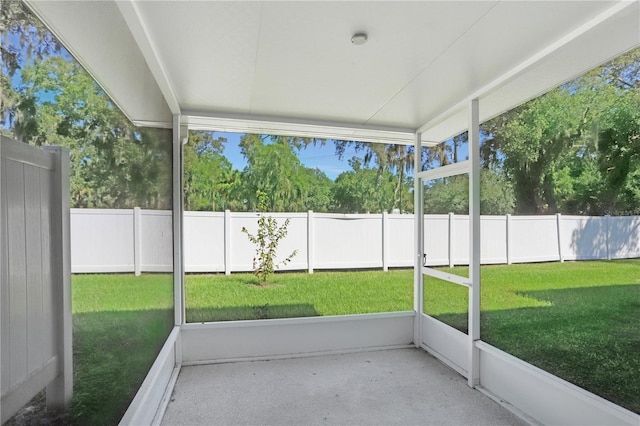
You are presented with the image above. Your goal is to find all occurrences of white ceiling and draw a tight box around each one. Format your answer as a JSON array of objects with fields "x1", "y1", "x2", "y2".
[{"x1": 26, "y1": 1, "x2": 640, "y2": 145}]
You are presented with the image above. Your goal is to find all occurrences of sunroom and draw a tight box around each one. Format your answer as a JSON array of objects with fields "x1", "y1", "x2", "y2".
[{"x1": 5, "y1": 1, "x2": 640, "y2": 425}]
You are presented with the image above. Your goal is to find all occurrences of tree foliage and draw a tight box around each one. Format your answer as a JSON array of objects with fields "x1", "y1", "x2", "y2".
[{"x1": 482, "y1": 47, "x2": 640, "y2": 215}]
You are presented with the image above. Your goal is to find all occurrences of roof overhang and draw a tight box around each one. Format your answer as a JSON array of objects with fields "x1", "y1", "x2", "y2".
[{"x1": 25, "y1": 1, "x2": 640, "y2": 145}]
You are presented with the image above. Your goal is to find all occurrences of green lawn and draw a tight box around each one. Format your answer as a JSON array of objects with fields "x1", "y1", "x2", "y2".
[
  {"x1": 70, "y1": 274, "x2": 173, "y2": 426},
  {"x1": 66, "y1": 260, "x2": 639, "y2": 424},
  {"x1": 423, "y1": 260, "x2": 640, "y2": 413}
]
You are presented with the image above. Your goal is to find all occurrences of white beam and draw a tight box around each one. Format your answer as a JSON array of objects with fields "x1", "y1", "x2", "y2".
[
  {"x1": 116, "y1": 1, "x2": 181, "y2": 115},
  {"x1": 183, "y1": 113, "x2": 423, "y2": 146},
  {"x1": 417, "y1": 0, "x2": 639, "y2": 137},
  {"x1": 468, "y1": 99, "x2": 481, "y2": 388}
]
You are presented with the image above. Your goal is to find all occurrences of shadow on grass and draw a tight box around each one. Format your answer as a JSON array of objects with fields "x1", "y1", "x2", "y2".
[
  {"x1": 431, "y1": 284, "x2": 640, "y2": 414},
  {"x1": 187, "y1": 303, "x2": 320, "y2": 323},
  {"x1": 70, "y1": 309, "x2": 173, "y2": 426}
]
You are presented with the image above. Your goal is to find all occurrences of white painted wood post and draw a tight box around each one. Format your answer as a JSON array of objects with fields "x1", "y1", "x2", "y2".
[
  {"x1": 468, "y1": 99, "x2": 481, "y2": 388},
  {"x1": 307, "y1": 210, "x2": 314, "y2": 274},
  {"x1": 43, "y1": 146, "x2": 73, "y2": 409},
  {"x1": 134, "y1": 207, "x2": 142, "y2": 276},
  {"x1": 382, "y1": 211, "x2": 389, "y2": 271},
  {"x1": 556, "y1": 213, "x2": 564, "y2": 263},
  {"x1": 448, "y1": 212, "x2": 455, "y2": 268},
  {"x1": 224, "y1": 209, "x2": 232, "y2": 275},
  {"x1": 506, "y1": 214, "x2": 512, "y2": 265},
  {"x1": 413, "y1": 132, "x2": 424, "y2": 347}
]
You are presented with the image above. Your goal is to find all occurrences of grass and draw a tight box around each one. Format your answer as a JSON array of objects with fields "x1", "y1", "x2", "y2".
[
  {"x1": 70, "y1": 274, "x2": 173, "y2": 425},
  {"x1": 64, "y1": 260, "x2": 639, "y2": 424},
  {"x1": 186, "y1": 269, "x2": 413, "y2": 322},
  {"x1": 423, "y1": 260, "x2": 640, "y2": 414}
]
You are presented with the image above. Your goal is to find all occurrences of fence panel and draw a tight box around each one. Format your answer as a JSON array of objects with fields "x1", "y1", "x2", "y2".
[
  {"x1": 560, "y1": 215, "x2": 606, "y2": 261},
  {"x1": 481, "y1": 216, "x2": 508, "y2": 264},
  {"x1": 140, "y1": 210, "x2": 173, "y2": 272},
  {"x1": 423, "y1": 215, "x2": 450, "y2": 266},
  {"x1": 71, "y1": 209, "x2": 134, "y2": 273},
  {"x1": 184, "y1": 212, "x2": 225, "y2": 273},
  {"x1": 1, "y1": 137, "x2": 71, "y2": 421},
  {"x1": 510, "y1": 216, "x2": 559, "y2": 263},
  {"x1": 314, "y1": 214, "x2": 383, "y2": 269},
  {"x1": 609, "y1": 216, "x2": 640, "y2": 259},
  {"x1": 387, "y1": 215, "x2": 414, "y2": 268},
  {"x1": 69, "y1": 208, "x2": 640, "y2": 274}
]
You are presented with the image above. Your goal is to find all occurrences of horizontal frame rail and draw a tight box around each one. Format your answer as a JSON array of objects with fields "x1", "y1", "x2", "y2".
[
  {"x1": 416, "y1": 160, "x2": 470, "y2": 181},
  {"x1": 422, "y1": 266, "x2": 470, "y2": 287}
]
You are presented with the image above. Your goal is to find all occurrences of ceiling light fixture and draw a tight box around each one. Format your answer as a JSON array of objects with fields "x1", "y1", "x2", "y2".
[{"x1": 351, "y1": 32, "x2": 368, "y2": 45}]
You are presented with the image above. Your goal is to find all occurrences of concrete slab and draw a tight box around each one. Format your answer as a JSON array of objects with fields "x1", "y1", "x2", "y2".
[{"x1": 161, "y1": 348, "x2": 529, "y2": 425}]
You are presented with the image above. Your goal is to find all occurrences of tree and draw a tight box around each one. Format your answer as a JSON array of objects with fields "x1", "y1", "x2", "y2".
[
  {"x1": 241, "y1": 191, "x2": 297, "y2": 285},
  {"x1": 334, "y1": 140, "x2": 416, "y2": 212},
  {"x1": 183, "y1": 131, "x2": 241, "y2": 211},
  {"x1": 1, "y1": 0, "x2": 60, "y2": 127},
  {"x1": 331, "y1": 158, "x2": 408, "y2": 213},
  {"x1": 423, "y1": 170, "x2": 515, "y2": 215},
  {"x1": 238, "y1": 134, "x2": 332, "y2": 212},
  {"x1": 481, "y1": 47, "x2": 640, "y2": 215},
  {"x1": 9, "y1": 54, "x2": 172, "y2": 208}
]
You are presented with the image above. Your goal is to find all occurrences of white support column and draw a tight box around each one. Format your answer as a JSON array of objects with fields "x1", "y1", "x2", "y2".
[
  {"x1": 468, "y1": 99, "x2": 481, "y2": 388},
  {"x1": 556, "y1": 213, "x2": 564, "y2": 263},
  {"x1": 448, "y1": 212, "x2": 455, "y2": 268},
  {"x1": 413, "y1": 133, "x2": 424, "y2": 347},
  {"x1": 307, "y1": 210, "x2": 314, "y2": 274},
  {"x1": 134, "y1": 206, "x2": 142, "y2": 276},
  {"x1": 43, "y1": 146, "x2": 72, "y2": 409},
  {"x1": 173, "y1": 117, "x2": 186, "y2": 326},
  {"x1": 224, "y1": 209, "x2": 231, "y2": 275},
  {"x1": 506, "y1": 214, "x2": 512, "y2": 265},
  {"x1": 382, "y1": 211, "x2": 389, "y2": 272}
]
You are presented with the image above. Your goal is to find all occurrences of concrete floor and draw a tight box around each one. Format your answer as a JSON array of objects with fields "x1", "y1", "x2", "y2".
[{"x1": 161, "y1": 348, "x2": 530, "y2": 425}]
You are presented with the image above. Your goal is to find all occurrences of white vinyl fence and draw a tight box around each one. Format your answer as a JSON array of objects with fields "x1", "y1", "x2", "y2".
[
  {"x1": 1, "y1": 137, "x2": 72, "y2": 422},
  {"x1": 70, "y1": 209, "x2": 640, "y2": 274}
]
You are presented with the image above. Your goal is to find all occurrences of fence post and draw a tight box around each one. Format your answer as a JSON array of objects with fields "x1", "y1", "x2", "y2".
[
  {"x1": 224, "y1": 209, "x2": 231, "y2": 275},
  {"x1": 43, "y1": 146, "x2": 72, "y2": 409},
  {"x1": 506, "y1": 214, "x2": 512, "y2": 265},
  {"x1": 605, "y1": 215, "x2": 611, "y2": 260},
  {"x1": 382, "y1": 212, "x2": 389, "y2": 271},
  {"x1": 307, "y1": 210, "x2": 314, "y2": 274},
  {"x1": 448, "y1": 212, "x2": 455, "y2": 268},
  {"x1": 133, "y1": 207, "x2": 142, "y2": 276},
  {"x1": 556, "y1": 213, "x2": 564, "y2": 263}
]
